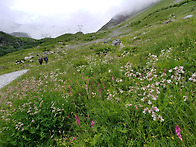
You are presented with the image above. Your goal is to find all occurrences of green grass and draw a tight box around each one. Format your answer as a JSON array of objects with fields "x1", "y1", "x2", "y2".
[{"x1": 0, "y1": 0, "x2": 196, "y2": 146}]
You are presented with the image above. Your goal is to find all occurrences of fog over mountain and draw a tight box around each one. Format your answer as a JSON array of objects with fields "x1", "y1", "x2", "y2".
[{"x1": 0, "y1": 0, "x2": 160, "y2": 39}]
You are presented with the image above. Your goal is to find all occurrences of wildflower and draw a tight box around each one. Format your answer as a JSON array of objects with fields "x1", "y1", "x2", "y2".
[
  {"x1": 158, "y1": 115, "x2": 164, "y2": 122},
  {"x1": 85, "y1": 84, "x2": 88, "y2": 90},
  {"x1": 167, "y1": 80, "x2": 171, "y2": 84},
  {"x1": 143, "y1": 107, "x2": 149, "y2": 114},
  {"x1": 91, "y1": 121, "x2": 95, "y2": 128},
  {"x1": 183, "y1": 96, "x2": 188, "y2": 101},
  {"x1": 75, "y1": 115, "x2": 80, "y2": 126},
  {"x1": 70, "y1": 137, "x2": 77, "y2": 142},
  {"x1": 175, "y1": 125, "x2": 183, "y2": 142},
  {"x1": 164, "y1": 68, "x2": 167, "y2": 74},
  {"x1": 126, "y1": 104, "x2": 132, "y2": 108}
]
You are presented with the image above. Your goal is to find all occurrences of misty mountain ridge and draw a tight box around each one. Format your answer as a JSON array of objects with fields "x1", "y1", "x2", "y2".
[
  {"x1": 99, "y1": 0, "x2": 160, "y2": 31},
  {"x1": 10, "y1": 32, "x2": 31, "y2": 38}
]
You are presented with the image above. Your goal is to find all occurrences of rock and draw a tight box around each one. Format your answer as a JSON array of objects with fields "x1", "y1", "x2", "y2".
[
  {"x1": 184, "y1": 15, "x2": 193, "y2": 19},
  {"x1": 104, "y1": 38, "x2": 112, "y2": 43},
  {"x1": 164, "y1": 19, "x2": 174, "y2": 24},
  {"x1": 133, "y1": 37, "x2": 138, "y2": 40},
  {"x1": 112, "y1": 39, "x2": 121, "y2": 46},
  {"x1": 24, "y1": 56, "x2": 34, "y2": 60},
  {"x1": 15, "y1": 59, "x2": 25, "y2": 65}
]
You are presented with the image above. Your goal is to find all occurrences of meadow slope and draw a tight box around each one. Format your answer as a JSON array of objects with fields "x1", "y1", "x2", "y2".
[{"x1": 0, "y1": 0, "x2": 196, "y2": 146}]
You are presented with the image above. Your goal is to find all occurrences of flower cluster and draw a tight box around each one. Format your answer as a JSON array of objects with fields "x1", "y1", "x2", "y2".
[
  {"x1": 189, "y1": 72, "x2": 196, "y2": 82},
  {"x1": 175, "y1": 125, "x2": 183, "y2": 142}
]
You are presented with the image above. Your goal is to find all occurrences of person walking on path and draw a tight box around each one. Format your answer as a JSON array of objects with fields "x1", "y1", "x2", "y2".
[
  {"x1": 44, "y1": 56, "x2": 48, "y2": 64},
  {"x1": 38, "y1": 56, "x2": 43, "y2": 65}
]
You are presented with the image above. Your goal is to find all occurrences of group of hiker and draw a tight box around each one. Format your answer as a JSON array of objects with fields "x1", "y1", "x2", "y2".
[{"x1": 38, "y1": 56, "x2": 48, "y2": 65}]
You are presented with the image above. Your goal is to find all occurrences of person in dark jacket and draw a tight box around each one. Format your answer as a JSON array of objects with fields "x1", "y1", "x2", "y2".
[
  {"x1": 44, "y1": 56, "x2": 48, "y2": 64},
  {"x1": 38, "y1": 56, "x2": 43, "y2": 65}
]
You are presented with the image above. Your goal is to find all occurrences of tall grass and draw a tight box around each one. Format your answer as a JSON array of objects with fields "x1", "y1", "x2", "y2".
[{"x1": 0, "y1": 0, "x2": 196, "y2": 146}]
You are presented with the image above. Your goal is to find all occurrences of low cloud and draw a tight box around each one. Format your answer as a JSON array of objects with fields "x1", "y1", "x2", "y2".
[{"x1": 0, "y1": 0, "x2": 160, "y2": 39}]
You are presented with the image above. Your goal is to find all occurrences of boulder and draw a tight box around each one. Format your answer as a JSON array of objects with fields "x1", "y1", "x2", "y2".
[
  {"x1": 24, "y1": 56, "x2": 34, "y2": 60},
  {"x1": 112, "y1": 39, "x2": 121, "y2": 46},
  {"x1": 184, "y1": 15, "x2": 193, "y2": 19}
]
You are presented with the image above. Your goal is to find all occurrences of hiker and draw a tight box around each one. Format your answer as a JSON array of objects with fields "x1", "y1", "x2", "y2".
[
  {"x1": 38, "y1": 56, "x2": 43, "y2": 65},
  {"x1": 44, "y1": 56, "x2": 48, "y2": 64}
]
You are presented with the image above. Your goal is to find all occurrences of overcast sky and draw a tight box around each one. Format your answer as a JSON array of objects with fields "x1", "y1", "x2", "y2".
[{"x1": 0, "y1": 0, "x2": 160, "y2": 39}]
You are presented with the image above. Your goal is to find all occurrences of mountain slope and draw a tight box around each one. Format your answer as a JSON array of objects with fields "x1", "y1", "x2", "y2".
[
  {"x1": 10, "y1": 32, "x2": 31, "y2": 38},
  {"x1": 0, "y1": 31, "x2": 47, "y2": 57},
  {"x1": 99, "y1": 1, "x2": 159, "y2": 31},
  {"x1": 0, "y1": 0, "x2": 196, "y2": 146}
]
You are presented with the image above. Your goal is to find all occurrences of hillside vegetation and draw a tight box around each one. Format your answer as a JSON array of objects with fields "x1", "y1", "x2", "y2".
[
  {"x1": 0, "y1": 31, "x2": 47, "y2": 57},
  {"x1": 0, "y1": 0, "x2": 196, "y2": 146}
]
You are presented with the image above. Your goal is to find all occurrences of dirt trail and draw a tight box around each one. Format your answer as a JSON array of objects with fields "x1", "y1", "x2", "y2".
[{"x1": 0, "y1": 69, "x2": 29, "y2": 89}]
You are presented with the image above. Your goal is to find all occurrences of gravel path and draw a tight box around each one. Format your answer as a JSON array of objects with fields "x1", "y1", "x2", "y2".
[{"x1": 0, "y1": 69, "x2": 29, "y2": 89}]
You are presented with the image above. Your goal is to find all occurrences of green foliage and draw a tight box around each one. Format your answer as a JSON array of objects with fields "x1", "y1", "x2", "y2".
[
  {"x1": 95, "y1": 45, "x2": 116, "y2": 55},
  {"x1": 0, "y1": 31, "x2": 48, "y2": 57},
  {"x1": 0, "y1": 0, "x2": 196, "y2": 146}
]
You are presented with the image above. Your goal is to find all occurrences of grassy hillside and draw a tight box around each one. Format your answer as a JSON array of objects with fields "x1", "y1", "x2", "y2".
[
  {"x1": 0, "y1": 31, "x2": 47, "y2": 57},
  {"x1": 0, "y1": 0, "x2": 196, "y2": 146}
]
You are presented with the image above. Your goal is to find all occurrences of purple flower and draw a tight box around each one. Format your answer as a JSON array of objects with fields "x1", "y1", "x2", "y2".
[
  {"x1": 75, "y1": 115, "x2": 80, "y2": 126},
  {"x1": 91, "y1": 121, "x2": 95, "y2": 128},
  {"x1": 175, "y1": 125, "x2": 183, "y2": 142}
]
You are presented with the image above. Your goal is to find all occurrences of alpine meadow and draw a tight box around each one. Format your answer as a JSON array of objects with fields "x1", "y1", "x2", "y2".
[{"x1": 0, "y1": 0, "x2": 196, "y2": 146}]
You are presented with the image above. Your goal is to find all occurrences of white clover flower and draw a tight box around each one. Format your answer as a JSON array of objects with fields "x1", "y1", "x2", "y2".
[
  {"x1": 167, "y1": 80, "x2": 171, "y2": 84},
  {"x1": 152, "y1": 97, "x2": 157, "y2": 101},
  {"x1": 160, "y1": 118, "x2": 164, "y2": 122}
]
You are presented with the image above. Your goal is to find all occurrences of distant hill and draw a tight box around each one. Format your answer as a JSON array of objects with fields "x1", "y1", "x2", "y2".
[
  {"x1": 0, "y1": 31, "x2": 45, "y2": 56},
  {"x1": 10, "y1": 32, "x2": 31, "y2": 38}
]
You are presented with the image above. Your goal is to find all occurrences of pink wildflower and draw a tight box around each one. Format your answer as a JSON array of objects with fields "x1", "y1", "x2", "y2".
[
  {"x1": 164, "y1": 68, "x2": 167, "y2": 74},
  {"x1": 91, "y1": 120, "x2": 95, "y2": 128},
  {"x1": 85, "y1": 84, "x2": 88, "y2": 90},
  {"x1": 175, "y1": 125, "x2": 183, "y2": 142},
  {"x1": 75, "y1": 115, "x2": 80, "y2": 126},
  {"x1": 70, "y1": 137, "x2": 77, "y2": 142}
]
